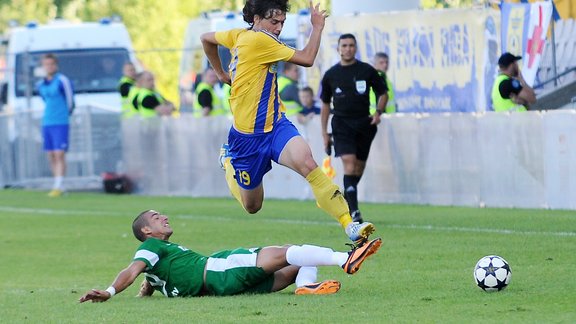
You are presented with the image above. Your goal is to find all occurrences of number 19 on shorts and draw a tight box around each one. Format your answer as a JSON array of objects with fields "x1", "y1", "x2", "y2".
[{"x1": 236, "y1": 170, "x2": 251, "y2": 186}]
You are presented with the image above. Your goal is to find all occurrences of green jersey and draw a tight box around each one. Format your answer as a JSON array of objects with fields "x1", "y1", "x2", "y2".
[{"x1": 133, "y1": 237, "x2": 207, "y2": 297}]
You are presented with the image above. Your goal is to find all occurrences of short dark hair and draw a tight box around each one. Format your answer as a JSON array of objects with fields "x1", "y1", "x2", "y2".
[
  {"x1": 243, "y1": 0, "x2": 290, "y2": 28},
  {"x1": 132, "y1": 210, "x2": 151, "y2": 242},
  {"x1": 498, "y1": 52, "x2": 522, "y2": 68},
  {"x1": 300, "y1": 86, "x2": 314, "y2": 95},
  {"x1": 338, "y1": 33, "x2": 356, "y2": 45},
  {"x1": 375, "y1": 52, "x2": 388, "y2": 60},
  {"x1": 42, "y1": 53, "x2": 58, "y2": 64}
]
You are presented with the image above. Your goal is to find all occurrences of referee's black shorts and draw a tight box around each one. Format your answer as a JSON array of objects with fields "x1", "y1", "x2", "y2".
[{"x1": 331, "y1": 115, "x2": 377, "y2": 161}]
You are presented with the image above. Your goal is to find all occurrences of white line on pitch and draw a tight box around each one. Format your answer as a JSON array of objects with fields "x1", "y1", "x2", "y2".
[
  {"x1": 175, "y1": 214, "x2": 576, "y2": 237},
  {"x1": 1, "y1": 206, "x2": 574, "y2": 237}
]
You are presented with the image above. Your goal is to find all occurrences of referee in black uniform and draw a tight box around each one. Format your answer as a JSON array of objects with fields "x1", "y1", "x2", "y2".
[{"x1": 320, "y1": 33, "x2": 388, "y2": 224}]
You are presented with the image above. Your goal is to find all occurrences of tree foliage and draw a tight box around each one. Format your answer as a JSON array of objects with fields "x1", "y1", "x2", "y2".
[{"x1": 421, "y1": 0, "x2": 476, "y2": 9}]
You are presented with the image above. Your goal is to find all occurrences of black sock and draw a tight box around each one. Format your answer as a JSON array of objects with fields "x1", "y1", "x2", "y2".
[{"x1": 343, "y1": 175, "x2": 360, "y2": 212}]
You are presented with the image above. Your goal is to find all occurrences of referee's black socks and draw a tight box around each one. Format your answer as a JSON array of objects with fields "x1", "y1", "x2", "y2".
[{"x1": 343, "y1": 175, "x2": 361, "y2": 213}]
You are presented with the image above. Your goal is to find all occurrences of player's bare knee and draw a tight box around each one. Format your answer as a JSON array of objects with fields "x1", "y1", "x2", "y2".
[
  {"x1": 302, "y1": 155, "x2": 318, "y2": 174},
  {"x1": 244, "y1": 202, "x2": 262, "y2": 214}
]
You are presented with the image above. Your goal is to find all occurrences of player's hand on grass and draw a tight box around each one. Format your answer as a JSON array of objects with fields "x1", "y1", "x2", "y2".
[
  {"x1": 79, "y1": 289, "x2": 112, "y2": 303},
  {"x1": 136, "y1": 278, "x2": 154, "y2": 297}
]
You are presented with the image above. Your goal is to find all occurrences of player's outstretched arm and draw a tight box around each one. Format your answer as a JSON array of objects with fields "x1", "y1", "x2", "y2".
[
  {"x1": 79, "y1": 261, "x2": 146, "y2": 303},
  {"x1": 289, "y1": 2, "x2": 328, "y2": 67},
  {"x1": 200, "y1": 32, "x2": 231, "y2": 85}
]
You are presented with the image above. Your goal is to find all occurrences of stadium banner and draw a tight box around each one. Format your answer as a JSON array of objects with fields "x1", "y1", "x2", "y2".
[
  {"x1": 314, "y1": 8, "x2": 500, "y2": 113},
  {"x1": 501, "y1": 1, "x2": 552, "y2": 87},
  {"x1": 500, "y1": 2, "x2": 530, "y2": 57},
  {"x1": 521, "y1": 1, "x2": 553, "y2": 87}
]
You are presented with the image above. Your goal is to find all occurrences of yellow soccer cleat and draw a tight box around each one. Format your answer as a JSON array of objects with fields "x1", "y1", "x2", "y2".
[
  {"x1": 345, "y1": 221, "x2": 375, "y2": 243},
  {"x1": 47, "y1": 189, "x2": 63, "y2": 197}
]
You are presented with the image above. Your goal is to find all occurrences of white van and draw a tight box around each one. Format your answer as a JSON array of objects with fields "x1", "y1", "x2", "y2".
[{"x1": 0, "y1": 19, "x2": 138, "y2": 114}]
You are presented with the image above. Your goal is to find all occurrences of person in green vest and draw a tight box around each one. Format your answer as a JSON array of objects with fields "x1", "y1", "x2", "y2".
[
  {"x1": 221, "y1": 82, "x2": 232, "y2": 116},
  {"x1": 370, "y1": 52, "x2": 396, "y2": 114},
  {"x1": 118, "y1": 62, "x2": 138, "y2": 118},
  {"x1": 136, "y1": 71, "x2": 174, "y2": 118},
  {"x1": 194, "y1": 67, "x2": 227, "y2": 117},
  {"x1": 278, "y1": 62, "x2": 302, "y2": 116},
  {"x1": 491, "y1": 52, "x2": 536, "y2": 112},
  {"x1": 127, "y1": 72, "x2": 142, "y2": 116}
]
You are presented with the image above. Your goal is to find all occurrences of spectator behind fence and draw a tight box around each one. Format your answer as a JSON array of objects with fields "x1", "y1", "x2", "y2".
[
  {"x1": 136, "y1": 71, "x2": 174, "y2": 118},
  {"x1": 36, "y1": 53, "x2": 75, "y2": 197},
  {"x1": 491, "y1": 52, "x2": 536, "y2": 112},
  {"x1": 194, "y1": 67, "x2": 228, "y2": 117},
  {"x1": 278, "y1": 62, "x2": 302, "y2": 116},
  {"x1": 297, "y1": 86, "x2": 320, "y2": 125},
  {"x1": 118, "y1": 62, "x2": 137, "y2": 118},
  {"x1": 370, "y1": 52, "x2": 396, "y2": 114},
  {"x1": 320, "y1": 33, "x2": 388, "y2": 224}
]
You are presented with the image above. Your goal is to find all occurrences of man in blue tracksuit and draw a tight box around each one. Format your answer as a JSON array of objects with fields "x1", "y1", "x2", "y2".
[{"x1": 37, "y1": 53, "x2": 75, "y2": 197}]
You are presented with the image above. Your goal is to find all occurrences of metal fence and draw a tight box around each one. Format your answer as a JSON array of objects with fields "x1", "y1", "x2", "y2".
[{"x1": 0, "y1": 105, "x2": 122, "y2": 189}]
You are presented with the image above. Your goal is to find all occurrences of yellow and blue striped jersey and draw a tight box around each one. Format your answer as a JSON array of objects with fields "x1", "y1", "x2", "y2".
[{"x1": 215, "y1": 28, "x2": 295, "y2": 134}]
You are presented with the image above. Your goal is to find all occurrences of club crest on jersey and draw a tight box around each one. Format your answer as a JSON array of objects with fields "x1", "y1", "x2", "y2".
[
  {"x1": 355, "y1": 80, "x2": 367, "y2": 94},
  {"x1": 269, "y1": 63, "x2": 278, "y2": 73}
]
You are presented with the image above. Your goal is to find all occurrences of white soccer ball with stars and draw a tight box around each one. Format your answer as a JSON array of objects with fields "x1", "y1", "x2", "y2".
[{"x1": 473, "y1": 255, "x2": 512, "y2": 292}]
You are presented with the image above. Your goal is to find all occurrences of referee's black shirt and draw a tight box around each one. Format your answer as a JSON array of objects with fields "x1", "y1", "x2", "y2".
[{"x1": 320, "y1": 60, "x2": 387, "y2": 118}]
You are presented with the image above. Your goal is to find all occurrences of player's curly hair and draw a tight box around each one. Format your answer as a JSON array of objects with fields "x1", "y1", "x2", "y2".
[
  {"x1": 132, "y1": 210, "x2": 151, "y2": 242},
  {"x1": 242, "y1": 0, "x2": 290, "y2": 28}
]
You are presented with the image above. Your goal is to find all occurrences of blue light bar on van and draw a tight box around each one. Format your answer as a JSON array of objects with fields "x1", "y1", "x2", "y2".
[
  {"x1": 26, "y1": 21, "x2": 38, "y2": 28},
  {"x1": 225, "y1": 13, "x2": 235, "y2": 19},
  {"x1": 99, "y1": 17, "x2": 111, "y2": 25},
  {"x1": 298, "y1": 9, "x2": 310, "y2": 15}
]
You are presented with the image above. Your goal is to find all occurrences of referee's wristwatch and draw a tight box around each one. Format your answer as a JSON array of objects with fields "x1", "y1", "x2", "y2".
[{"x1": 376, "y1": 109, "x2": 384, "y2": 116}]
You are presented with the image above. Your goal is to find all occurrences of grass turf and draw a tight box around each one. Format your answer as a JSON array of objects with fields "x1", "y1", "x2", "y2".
[{"x1": 0, "y1": 189, "x2": 574, "y2": 323}]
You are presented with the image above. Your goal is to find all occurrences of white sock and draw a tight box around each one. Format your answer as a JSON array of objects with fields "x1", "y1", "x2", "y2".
[
  {"x1": 53, "y1": 176, "x2": 64, "y2": 190},
  {"x1": 286, "y1": 244, "x2": 348, "y2": 267},
  {"x1": 295, "y1": 267, "x2": 318, "y2": 287}
]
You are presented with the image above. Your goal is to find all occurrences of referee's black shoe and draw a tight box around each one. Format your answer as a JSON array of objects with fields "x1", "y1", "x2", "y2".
[{"x1": 351, "y1": 210, "x2": 364, "y2": 224}]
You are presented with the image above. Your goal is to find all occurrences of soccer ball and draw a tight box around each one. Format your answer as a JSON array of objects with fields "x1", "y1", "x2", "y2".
[{"x1": 473, "y1": 255, "x2": 512, "y2": 292}]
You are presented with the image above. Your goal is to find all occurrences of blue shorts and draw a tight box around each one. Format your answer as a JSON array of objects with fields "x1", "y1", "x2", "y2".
[
  {"x1": 228, "y1": 116, "x2": 300, "y2": 189},
  {"x1": 42, "y1": 124, "x2": 69, "y2": 151}
]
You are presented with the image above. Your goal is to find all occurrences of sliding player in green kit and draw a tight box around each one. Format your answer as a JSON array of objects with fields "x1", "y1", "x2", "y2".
[{"x1": 79, "y1": 210, "x2": 382, "y2": 301}]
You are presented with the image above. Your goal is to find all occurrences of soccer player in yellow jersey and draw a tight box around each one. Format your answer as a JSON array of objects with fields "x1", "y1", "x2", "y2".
[{"x1": 200, "y1": 0, "x2": 375, "y2": 244}]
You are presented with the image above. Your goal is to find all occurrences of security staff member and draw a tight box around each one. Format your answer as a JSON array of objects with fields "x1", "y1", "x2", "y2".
[
  {"x1": 118, "y1": 62, "x2": 137, "y2": 118},
  {"x1": 370, "y1": 52, "x2": 396, "y2": 114},
  {"x1": 278, "y1": 62, "x2": 302, "y2": 116},
  {"x1": 491, "y1": 52, "x2": 536, "y2": 112},
  {"x1": 194, "y1": 67, "x2": 227, "y2": 117},
  {"x1": 136, "y1": 71, "x2": 174, "y2": 118},
  {"x1": 320, "y1": 33, "x2": 388, "y2": 224}
]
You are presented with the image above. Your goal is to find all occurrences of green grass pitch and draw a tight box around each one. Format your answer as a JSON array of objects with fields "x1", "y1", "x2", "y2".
[{"x1": 0, "y1": 189, "x2": 574, "y2": 323}]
